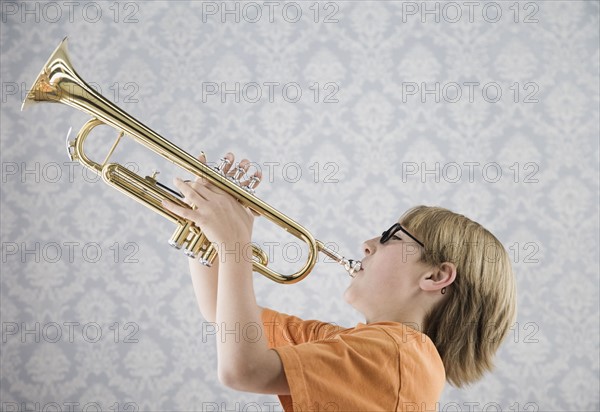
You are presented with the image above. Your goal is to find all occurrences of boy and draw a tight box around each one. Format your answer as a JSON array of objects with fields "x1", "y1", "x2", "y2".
[{"x1": 162, "y1": 152, "x2": 517, "y2": 411}]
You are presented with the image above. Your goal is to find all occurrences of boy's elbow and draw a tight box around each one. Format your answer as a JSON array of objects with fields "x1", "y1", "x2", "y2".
[
  {"x1": 218, "y1": 351, "x2": 288, "y2": 394},
  {"x1": 218, "y1": 367, "x2": 239, "y2": 390},
  {"x1": 218, "y1": 365, "x2": 254, "y2": 391}
]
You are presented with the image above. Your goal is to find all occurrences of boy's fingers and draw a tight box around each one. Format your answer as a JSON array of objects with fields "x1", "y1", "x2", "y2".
[
  {"x1": 173, "y1": 177, "x2": 212, "y2": 205},
  {"x1": 241, "y1": 169, "x2": 262, "y2": 189},
  {"x1": 193, "y1": 152, "x2": 210, "y2": 186},
  {"x1": 191, "y1": 152, "x2": 264, "y2": 192},
  {"x1": 226, "y1": 157, "x2": 249, "y2": 179},
  {"x1": 221, "y1": 152, "x2": 235, "y2": 175},
  {"x1": 193, "y1": 175, "x2": 213, "y2": 188},
  {"x1": 196, "y1": 178, "x2": 227, "y2": 196},
  {"x1": 161, "y1": 198, "x2": 196, "y2": 221}
]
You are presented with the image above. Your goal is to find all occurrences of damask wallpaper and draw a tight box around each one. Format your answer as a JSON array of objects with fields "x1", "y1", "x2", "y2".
[{"x1": 1, "y1": 1, "x2": 599, "y2": 411}]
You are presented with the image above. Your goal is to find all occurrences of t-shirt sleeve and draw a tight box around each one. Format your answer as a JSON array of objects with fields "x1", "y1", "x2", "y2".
[
  {"x1": 261, "y1": 308, "x2": 402, "y2": 411},
  {"x1": 261, "y1": 307, "x2": 345, "y2": 347}
]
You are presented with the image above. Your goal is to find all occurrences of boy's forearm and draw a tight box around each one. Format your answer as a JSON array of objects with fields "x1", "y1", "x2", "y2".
[
  {"x1": 189, "y1": 257, "x2": 219, "y2": 323},
  {"x1": 215, "y1": 247, "x2": 270, "y2": 380}
]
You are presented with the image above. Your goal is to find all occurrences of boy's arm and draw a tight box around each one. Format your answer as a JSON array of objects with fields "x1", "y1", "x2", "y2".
[
  {"x1": 190, "y1": 255, "x2": 287, "y2": 394},
  {"x1": 179, "y1": 152, "x2": 220, "y2": 323},
  {"x1": 189, "y1": 252, "x2": 288, "y2": 394},
  {"x1": 164, "y1": 153, "x2": 289, "y2": 394},
  {"x1": 216, "y1": 251, "x2": 290, "y2": 394},
  {"x1": 188, "y1": 257, "x2": 218, "y2": 323}
]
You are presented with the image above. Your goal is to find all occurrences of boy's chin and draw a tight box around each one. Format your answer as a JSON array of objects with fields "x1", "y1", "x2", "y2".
[{"x1": 342, "y1": 284, "x2": 357, "y2": 307}]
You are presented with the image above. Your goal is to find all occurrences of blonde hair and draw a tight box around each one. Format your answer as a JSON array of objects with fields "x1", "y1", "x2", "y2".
[{"x1": 400, "y1": 205, "x2": 517, "y2": 388}]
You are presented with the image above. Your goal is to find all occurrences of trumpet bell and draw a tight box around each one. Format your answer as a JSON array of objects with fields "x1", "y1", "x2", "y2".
[{"x1": 22, "y1": 37, "x2": 78, "y2": 110}]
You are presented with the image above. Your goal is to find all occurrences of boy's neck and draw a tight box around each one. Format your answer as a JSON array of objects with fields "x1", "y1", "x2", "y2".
[{"x1": 365, "y1": 312, "x2": 426, "y2": 331}]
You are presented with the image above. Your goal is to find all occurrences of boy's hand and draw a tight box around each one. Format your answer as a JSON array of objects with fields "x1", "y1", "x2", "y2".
[{"x1": 162, "y1": 152, "x2": 263, "y2": 246}]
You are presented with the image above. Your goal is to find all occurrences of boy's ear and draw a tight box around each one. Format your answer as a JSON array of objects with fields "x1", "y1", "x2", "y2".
[{"x1": 419, "y1": 262, "x2": 456, "y2": 292}]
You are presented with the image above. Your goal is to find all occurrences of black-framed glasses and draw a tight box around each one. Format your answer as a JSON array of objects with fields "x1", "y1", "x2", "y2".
[{"x1": 380, "y1": 223, "x2": 425, "y2": 249}]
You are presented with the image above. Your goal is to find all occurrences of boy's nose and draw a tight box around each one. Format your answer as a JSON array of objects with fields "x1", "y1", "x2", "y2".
[{"x1": 362, "y1": 237, "x2": 378, "y2": 256}]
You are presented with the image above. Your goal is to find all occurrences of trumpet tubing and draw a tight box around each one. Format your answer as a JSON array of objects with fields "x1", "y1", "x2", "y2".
[{"x1": 22, "y1": 38, "x2": 361, "y2": 283}]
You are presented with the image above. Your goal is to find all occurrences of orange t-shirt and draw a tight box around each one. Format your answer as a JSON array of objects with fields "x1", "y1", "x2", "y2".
[{"x1": 261, "y1": 308, "x2": 446, "y2": 411}]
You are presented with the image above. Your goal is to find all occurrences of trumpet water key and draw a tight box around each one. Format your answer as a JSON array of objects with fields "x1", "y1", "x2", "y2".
[{"x1": 22, "y1": 38, "x2": 362, "y2": 283}]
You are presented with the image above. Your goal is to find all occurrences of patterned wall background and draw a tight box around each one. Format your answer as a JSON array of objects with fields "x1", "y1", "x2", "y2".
[{"x1": 1, "y1": 1, "x2": 598, "y2": 411}]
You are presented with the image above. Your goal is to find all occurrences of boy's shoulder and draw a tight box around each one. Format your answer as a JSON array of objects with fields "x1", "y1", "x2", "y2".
[
  {"x1": 262, "y1": 307, "x2": 440, "y2": 358},
  {"x1": 341, "y1": 322, "x2": 445, "y2": 377},
  {"x1": 333, "y1": 320, "x2": 437, "y2": 351}
]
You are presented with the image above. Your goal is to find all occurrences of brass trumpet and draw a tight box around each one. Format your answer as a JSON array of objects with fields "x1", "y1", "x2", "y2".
[{"x1": 22, "y1": 38, "x2": 362, "y2": 283}]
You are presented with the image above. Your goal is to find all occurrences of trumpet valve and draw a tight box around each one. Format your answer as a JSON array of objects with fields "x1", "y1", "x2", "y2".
[
  {"x1": 198, "y1": 243, "x2": 218, "y2": 267},
  {"x1": 184, "y1": 231, "x2": 208, "y2": 258},
  {"x1": 168, "y1": 222, "x2": 193, "y2": 250},
  {"x1": 231, "y1": 166, "x2": 245, "y2": 184},
  {"x1": 243, "y1": 175, "x2": 260, "y2": 194},
  {"x1": 215, "y1": 157, "x2": 231, "y2": 174}
]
